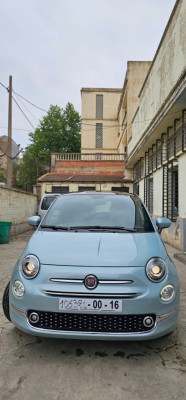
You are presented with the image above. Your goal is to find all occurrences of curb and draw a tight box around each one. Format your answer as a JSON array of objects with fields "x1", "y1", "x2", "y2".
[{"x1": 174, "y1": 253, "x2": 186, "y2": 264}]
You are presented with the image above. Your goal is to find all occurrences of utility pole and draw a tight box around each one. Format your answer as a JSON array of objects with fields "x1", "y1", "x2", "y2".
[{"x1": 6, "y1": 75, "x2": 12, "y2": 188}]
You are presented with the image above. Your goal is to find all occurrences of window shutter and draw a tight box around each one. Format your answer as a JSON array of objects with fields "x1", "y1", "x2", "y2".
[{"x1": 96, "y1": 95, "x2": 103, "y2": 119}]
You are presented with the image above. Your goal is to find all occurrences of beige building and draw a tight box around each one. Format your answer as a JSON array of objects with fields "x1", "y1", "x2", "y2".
[
  {"x1": 81, "y1": 88, "x2": 122, "y2": 154},
  {"x1": 117, "y1": 61, "x2": 151, "y2": 153},
  {"x1": 127, "y1": 0, "x2": 186, "y2": 250},
  {"x1": 38, "y1": 152, "x2": 133, "y2": 198},
  {"x1": 38, "y1": 0, "x2": 186, "y2": 250},
  {"x1": 80, "y1": 0, "x2": 186, "y2": 250},
  {"x1": 81, "y1": 61, "x2": 151, "y2": 157}
]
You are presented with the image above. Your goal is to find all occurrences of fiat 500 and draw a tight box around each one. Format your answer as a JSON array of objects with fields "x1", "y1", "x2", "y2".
[{"x1": 2, "y1": 192, "x2": 180, "y2": 340}]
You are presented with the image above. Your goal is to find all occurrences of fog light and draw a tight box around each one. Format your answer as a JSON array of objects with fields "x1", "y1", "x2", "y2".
[
  {"x1": 143, "y1": 316, "x2": 154, "y2": 328},
  {"x1": 160, "y1": 284, "x2": 175, "y2": 301},
  {"x1": 29, "y1": 312, "x2": 39, "y2": 324},
  {"x1": 13, "y1": 280, "x2": 25, "y2": 297}
]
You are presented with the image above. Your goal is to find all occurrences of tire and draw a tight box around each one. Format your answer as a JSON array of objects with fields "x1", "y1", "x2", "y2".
[{"x1": 2, "y1": 282, "x2": 11, "y2": 322}]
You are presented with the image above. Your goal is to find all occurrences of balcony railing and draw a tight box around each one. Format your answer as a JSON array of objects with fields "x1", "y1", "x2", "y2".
[{"x1": 53, "y1": 153, "x2": 126, "y2": 161}]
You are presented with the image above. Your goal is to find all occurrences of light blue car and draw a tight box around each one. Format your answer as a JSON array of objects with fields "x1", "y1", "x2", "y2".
[{"x1": 2, "y1": 192, "x2": 180, "y2": 340}]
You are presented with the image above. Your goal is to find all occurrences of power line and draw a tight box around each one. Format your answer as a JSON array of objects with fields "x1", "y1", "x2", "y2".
[
  {"x1": 0, "y1": 80, "x2": 36, "y2": 130},
  {"x1": 0, "y1": 79, "x2": 183, "y2": 133},
  {"x1": 0, "y1": 80, "x2": 48, "y2": 112},
  {"x1": 13, "y1": 89, "x2": 48, "y2": 113},
  {"x1": 13, "y1": 92, "x2": 40, "y2": 123},
  {"x1": 0, "y1": 81, "x2": 8, "y2": 91},
  {"x1": 0, "y1": 104, "x2": 183, "y2": 136},
  {"x1": 81, "y1": 109, "x2": 183, "y2": 129},
  {"x1": 12, "y1": 96, "x2": 35, "y2": 129},
  {"x1": 0, "y1": 126, "x2": 31, "y2": 132}
]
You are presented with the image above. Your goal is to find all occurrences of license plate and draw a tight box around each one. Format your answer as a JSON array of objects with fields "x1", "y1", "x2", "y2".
[{"x1": 59, "y1": 298, "x2": 122, "y2": 312}]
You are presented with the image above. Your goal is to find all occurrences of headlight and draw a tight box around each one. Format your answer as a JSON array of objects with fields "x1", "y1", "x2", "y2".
[
  {"x1": 146, "y1": 258, "x2": 167, "y2": 282},
  {"x1": 22, "y1": 255, "x2": 40, "y2": 279},
  {"x1": 13, "y1": 280, "x2": 25, "y2": 297},
  {"x1": 160, "y1": 284, "x2": 175, "y2": 301}
]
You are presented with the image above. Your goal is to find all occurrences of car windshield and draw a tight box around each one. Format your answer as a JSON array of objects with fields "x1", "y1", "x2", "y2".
[
  {"x1": 41, "y1": 193, "x2": 154, "y2": 232},
  {"x1": 41, "y1": 196, "x2": 58, "y2": 211}
]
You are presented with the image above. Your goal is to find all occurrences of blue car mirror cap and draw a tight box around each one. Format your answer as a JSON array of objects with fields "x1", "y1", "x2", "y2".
[
  {"x1": 28, "y1": 216, "x2": 41, "y2": 227},
  {"x1": 156, "y1": 217, "x2": 172, "y2": 233}
]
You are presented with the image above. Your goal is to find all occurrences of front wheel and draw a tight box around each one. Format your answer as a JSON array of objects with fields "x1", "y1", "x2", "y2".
[{"x1": 2, "y1": 282, "x2": 11, "y2": 322}]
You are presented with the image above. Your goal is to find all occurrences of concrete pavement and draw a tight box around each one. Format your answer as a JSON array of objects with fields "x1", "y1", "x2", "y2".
[{"x1": 0, "y1": 232, "x2": 186, "y2": 400}]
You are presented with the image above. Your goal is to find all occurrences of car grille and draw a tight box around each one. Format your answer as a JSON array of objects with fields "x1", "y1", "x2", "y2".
[{"x1": 28, "y1": 310, "x2": 156, "y2": 333}]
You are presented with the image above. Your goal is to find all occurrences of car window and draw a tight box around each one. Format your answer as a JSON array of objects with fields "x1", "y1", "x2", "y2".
[
  {"x1": 41, "y1": 196, "x2": 58, "y2": 211},
  {"x1": 42, "y1": 194, "x2": 154, "y2": 232}
]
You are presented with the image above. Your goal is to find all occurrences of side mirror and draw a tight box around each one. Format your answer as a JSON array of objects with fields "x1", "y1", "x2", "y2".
[
  {"x1": 156, "y1": 217, "x2": 171, "y2": 234},
  {"x1": 28, "y1": 216, "x2": 41, "y2": 227}
]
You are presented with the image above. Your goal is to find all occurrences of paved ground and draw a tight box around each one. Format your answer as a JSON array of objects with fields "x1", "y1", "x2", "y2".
[{"x1": 0, "y1": 232, "x2": 186, "y2": 400}]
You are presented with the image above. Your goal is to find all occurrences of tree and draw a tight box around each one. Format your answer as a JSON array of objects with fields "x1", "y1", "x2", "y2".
[
  {"x1": 17, "y1": 103, "x2": 81, "y2": 191},
  {"x1": 0, "y1": 166, "x2": 6, "y2": 183}
]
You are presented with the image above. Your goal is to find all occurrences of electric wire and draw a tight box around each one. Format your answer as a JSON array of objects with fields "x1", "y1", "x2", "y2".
[
  {"x1": 13, "y1": 93, "x2": 40, "y2": 123},
  {"x1": 81, "y1": 109, "x2": 183, "y2": 129},
  {"x1": 12, "y1": 96, "x2": 36, "y2": 129},
  {"x1": 0, "y1": 80, "x2": 184, "y2": 133},
  {"x1": 0, "y1": 126, "x2": 31, "y2": 132},
  {"x1": 12, "y1": 90, "x2": 48, "y2": 113},
  {"x1": 0, "y1": 82, "x2": 8, "y2": 91}
]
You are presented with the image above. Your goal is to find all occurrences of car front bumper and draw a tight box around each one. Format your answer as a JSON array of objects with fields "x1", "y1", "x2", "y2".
[
  {"x1": 10, "y1": 303, "x2": 178, "y2": 340},
  {"x1": 9, "y1": 263, "x2": 180, "y2": 340}
]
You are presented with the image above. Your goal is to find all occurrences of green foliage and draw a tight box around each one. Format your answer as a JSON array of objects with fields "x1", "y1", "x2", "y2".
[
  {"x1": 17, "y1": 103, "x2": 81, "y2": 191},
  {"x1": 12, "y1": 162, "x2": 21, "y2": 189},
  {"x1": 0, "y1": 166, "x2": 6, "y2": 183}
]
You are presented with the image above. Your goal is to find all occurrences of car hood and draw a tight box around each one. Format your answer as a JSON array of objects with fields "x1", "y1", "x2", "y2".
[{"x1": 23, "y1": 230, "x2": 167, "y2": 267}]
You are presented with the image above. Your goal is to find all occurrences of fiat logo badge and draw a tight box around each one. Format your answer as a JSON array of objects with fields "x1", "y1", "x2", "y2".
[{"x1": 84, "y1": 275, "x2": 98, "y2": 289}]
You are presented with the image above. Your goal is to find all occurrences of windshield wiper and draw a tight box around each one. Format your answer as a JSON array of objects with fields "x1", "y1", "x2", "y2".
[
  {"x1": 40, "y1": 225, "x2": 69, "y2": 231},
  {"x1": 40, "y1": 225, "x2": 138, "y2": 233},
  {"x1": 69, "y1": 225, "x2": 138, "y2": 232}
]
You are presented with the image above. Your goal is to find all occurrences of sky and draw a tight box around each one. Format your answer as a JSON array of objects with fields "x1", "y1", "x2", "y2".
[{"x1": 0, "y1": 0, "x2": 176, "y2": 152}]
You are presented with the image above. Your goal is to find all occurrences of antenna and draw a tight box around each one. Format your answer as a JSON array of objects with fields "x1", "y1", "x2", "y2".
[{"x1": 0, "y1": 136, "x2": 22, "y2": 159}]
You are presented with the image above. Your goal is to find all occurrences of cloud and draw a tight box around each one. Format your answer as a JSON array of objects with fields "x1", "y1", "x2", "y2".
[{"x1": 0, "y1": 0, "x2": 176, "y2": 149}]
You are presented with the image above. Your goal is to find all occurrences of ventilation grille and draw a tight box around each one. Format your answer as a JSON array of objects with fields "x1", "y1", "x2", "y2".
[
  {"x1": 96, "y1": 123, "x2": 103, "y2": 149},
  {"x1": 28, "y1": 310, "x2": 156, "y2": 333}
]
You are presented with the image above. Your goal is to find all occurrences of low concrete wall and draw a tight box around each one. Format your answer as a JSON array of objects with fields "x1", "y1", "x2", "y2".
[{"x1": 0, "y1": 187, "x2": 38, "y2": 237}]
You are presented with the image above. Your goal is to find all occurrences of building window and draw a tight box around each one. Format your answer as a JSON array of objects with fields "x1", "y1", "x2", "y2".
[
  {"x1": 79, "y1": 186, "x2": 95, "y2": 192},
  {"x1": 112, "y1": 186, "x2": 129, "y2": 193},
  {"x1": 144, "y1": 175, "x2": 153, "y2": 214},
  {"x1": 163, "y1": 162, "x2": 178, "y2": 221},
  {"x1": 96, "y1": 94, "x2": 103, "y2": 119},
  {"x1": 52, "y1": 186, "x2": 69, "y2": 193},
  {"x1": 133, "y1": 183, "x2": 139, "y2": 195},
  {"x1": 96, "y1": 123, "x2": 103, "y2": 148}
]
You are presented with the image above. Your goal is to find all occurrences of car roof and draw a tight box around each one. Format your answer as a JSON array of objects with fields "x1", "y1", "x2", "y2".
[
  {"x1": 41, "y1": 193, "x2": 61, "y2": 198},
  {"x1": 61, "y1": 191, "x2": 135, "y2": 197}
]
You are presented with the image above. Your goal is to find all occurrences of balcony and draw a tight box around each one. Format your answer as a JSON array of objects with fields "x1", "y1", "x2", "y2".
[{"x1": 53, "y1": 153, "x2": 126, "y2": 161}]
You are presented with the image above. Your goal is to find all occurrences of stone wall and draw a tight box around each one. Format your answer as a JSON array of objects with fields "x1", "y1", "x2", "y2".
[{"x1": 0, "y1": 187, "x2": 38, "y2": 237}]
